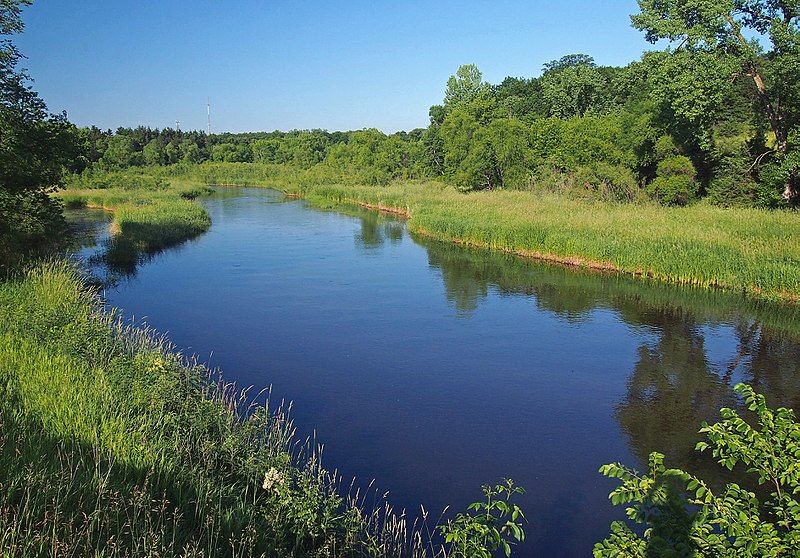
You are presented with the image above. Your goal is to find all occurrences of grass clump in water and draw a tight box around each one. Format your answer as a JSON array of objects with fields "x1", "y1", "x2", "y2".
[{"x1": 59, "y1": 174, "x2": 213, "y2": 267}]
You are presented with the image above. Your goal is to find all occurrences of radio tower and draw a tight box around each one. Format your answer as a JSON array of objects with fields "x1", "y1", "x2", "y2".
[{"x1": 206, "y1": 98, "x2": 212, "y2": 135}]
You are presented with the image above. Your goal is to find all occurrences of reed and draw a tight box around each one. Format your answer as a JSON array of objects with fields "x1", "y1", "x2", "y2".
[
  {"x1": 102, "y1": 162, "x2": 799, "y2": 303},
  {"x1": 58, "y1": 177, "x2": 212, "y2": 266},
  {"x1": 251, "y1": 166, "x2": 800, "y2": 304}
]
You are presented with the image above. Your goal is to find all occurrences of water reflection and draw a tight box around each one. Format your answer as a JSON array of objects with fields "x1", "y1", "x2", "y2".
[
  {"x1": 354, "y1": 215, "x2": 404, "y2": 252},
  {"x1": 413, "y1": 228, "x2": 800, "y2": 480}
]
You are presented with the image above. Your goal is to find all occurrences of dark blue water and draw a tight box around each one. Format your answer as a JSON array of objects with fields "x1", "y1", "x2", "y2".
[{"x1": 68, "y1": 188, "x2": 800, "y2": 557}]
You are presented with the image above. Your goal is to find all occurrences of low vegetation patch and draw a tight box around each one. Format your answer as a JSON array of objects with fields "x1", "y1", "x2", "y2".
[
  {"x1": 0, "y1": 262, "x2": 351, "y2": 556},
  {"x1": 59, "y1": 175, "x2": 213, "y2": 267},
  {"x1": 597, "y1": 383, "x2": 800, "y2": 556}
]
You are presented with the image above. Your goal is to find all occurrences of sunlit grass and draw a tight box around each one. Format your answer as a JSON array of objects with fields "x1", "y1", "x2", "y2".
[
  {"x1": 258, "y1": 169, "x2": 800, "y2": 303},
  {"x1": 58, "y1": 179, "x2": 212, "y2": 266},
  {"x1": 61, "y1": 163, "x2": 800, "y2": 301}
]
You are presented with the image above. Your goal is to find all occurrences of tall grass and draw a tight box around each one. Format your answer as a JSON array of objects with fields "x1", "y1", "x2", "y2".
[
  {"x1": 243, "y1": 166, "x2": 799, "y2": 303},
  {"x1": 98, "y1": 163, "x2": 799, "y2": 302},
  {"x1": 0, "y1": 262, "x2": 448, "y2": 557},
  {"x1": 59, "y1": 175, "x2": 213, "y2": 267},
  {"x1": 61, "y1": 161, "x2": 800, "y2": 300}
]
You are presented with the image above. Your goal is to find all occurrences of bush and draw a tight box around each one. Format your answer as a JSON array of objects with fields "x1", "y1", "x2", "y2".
[
  {"x1": 532, "y1": 162, "x2": 640, "y2": 202},
  {"x1": 596, "y1": 383, "x2": 800, "y2": 557},
  {"x1": 707, "y1": 164, "x2": 759, "y2": 207},
  {"x1": 755, "y1": 154, "x2": 800, "y2": 208},
  {"x1": 647, "y1": 155, "x2": 698, "y2": 205},
  {"x1": 0, "y1": 190, "x2": 67, "y2": 273}
]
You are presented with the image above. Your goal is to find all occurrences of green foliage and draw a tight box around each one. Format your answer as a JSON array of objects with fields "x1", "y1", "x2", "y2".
[
  {"x1": 142, "y1": 138, "x2": 164, "y2": 166},
  {"x1": 439, "y1": 479, "x2": 525, "y2": 558},
  {"x1": 707, "y1": 157, "x2": 760, "y2": 207},
  {"x1": 444, "y1": 64, "x2": 492, "y2": 113},
  {"x1": 0, "y1": 0, "x2": 81, "y2": 272},
  {"x1": 540, "y1": 56, "x2": 613, "y2": 118},
  {"x1": 454, "y1": 118, "x2": 531, "y2": 191},
  {"x1": 648, "y1": 155, "x2": 698, "y2": 205},
  {"x1": 596, "y1": 384, "x2": 800, "y2": 557},
  {"x1": 211, "y1": 142, "x2": 253, "y2": 163},
  {"x1": 758, "y1": 153, "x2": 800, "y2": 208},
  {"x1": 632, "y1": 0, "x2": 800, "y2": 202},
  {"x1": 101, "y1": 134, "x2": 140, "y2": 168}
]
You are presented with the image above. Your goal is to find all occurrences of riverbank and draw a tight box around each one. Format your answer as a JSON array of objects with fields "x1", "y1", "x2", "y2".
[
  {"x1": 143, "y1": 162, "x2": 800, "y2": 303},
  {"x1": 58, "y1": 163, "x2": 800, "y2": 302},
  {"x1": 0, "y1": 261, "x2": 429, "y2": 557},
  {"x1": 274, "y1": 181, "x2": 800, "y2": 304}
]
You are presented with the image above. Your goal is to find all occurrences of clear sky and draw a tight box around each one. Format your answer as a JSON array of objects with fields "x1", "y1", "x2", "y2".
[{"x1": 17, "y1": 0, "x2": 654, "y2": 133}]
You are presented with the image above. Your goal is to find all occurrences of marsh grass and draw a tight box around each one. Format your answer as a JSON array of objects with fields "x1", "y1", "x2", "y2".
[
  {"x1": 60, "y1": 163, "x2": 800, "y2": 302},
  {"x1": 0, "y1": 262, "x2": 451, "y2": 557},
  {"x1": 58, "y1": 181, "x2": 212, "y2": 267},
  {"x1": 248, "y1": 166, "x2": 799, "y2": 303},
  {"x1": 98, "y1": 163, "x2": 800, "y2": 302}
]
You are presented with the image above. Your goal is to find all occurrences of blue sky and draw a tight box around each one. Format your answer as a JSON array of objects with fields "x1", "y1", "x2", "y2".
[{"x1": 17, "y1": 0, "x2": 653, "y2": 133}]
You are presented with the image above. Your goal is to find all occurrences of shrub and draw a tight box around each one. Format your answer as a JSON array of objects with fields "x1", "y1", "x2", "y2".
[
  {"x1": 532, "y1": 162, "x2": 640, "y2": 202},
  {"x1": 439, "y1": 479, "x2": 526, "y2": 558},
  {"x1": 707, "y1": 163, "x2": 759, "y2": 207},
  {"x1": 596, "y1": 384, "x2": 800, "y2": 557},
  {"x1": 647, "y1": 155, "x2": 698, "y2": 205}
]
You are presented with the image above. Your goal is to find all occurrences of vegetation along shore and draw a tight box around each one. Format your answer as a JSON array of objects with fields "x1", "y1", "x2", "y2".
[{"x1": 60, "y1": 162, "x2": 800, "y2": 303}]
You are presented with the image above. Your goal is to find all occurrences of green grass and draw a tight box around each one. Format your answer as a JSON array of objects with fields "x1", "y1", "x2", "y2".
[
  {"x1": 58, "y1": 174, "x2": 213, "y2": 266},
  {"x1": 0, "y1": 262, "x2": 441, "y2": 557},
  {"x1": 250, "y1": 166, "x2": 799, "y2": 304}
]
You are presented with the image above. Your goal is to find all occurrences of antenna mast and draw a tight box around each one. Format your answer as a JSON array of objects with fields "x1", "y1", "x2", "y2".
[{"x1": 207, "y1": 98, "x2": 212, "y2": 135}]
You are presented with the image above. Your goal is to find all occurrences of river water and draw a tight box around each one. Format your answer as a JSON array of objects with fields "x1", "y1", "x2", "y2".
[{"x1": 67, "y1": 187, "x2": 800, "y2": 557}]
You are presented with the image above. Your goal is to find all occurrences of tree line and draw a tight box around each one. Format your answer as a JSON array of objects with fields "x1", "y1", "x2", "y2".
[
  {"x1": 3, "y1": 0, "x2": 800, "y2": 272},
  {"x1": 79, "y1": 1, "x2": 799, "y2": 208}
]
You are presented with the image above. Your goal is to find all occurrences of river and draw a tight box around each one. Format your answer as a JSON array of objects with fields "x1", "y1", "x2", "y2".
[{"x1": 67, "y1": 187, "x2": 800, "y2": 557}]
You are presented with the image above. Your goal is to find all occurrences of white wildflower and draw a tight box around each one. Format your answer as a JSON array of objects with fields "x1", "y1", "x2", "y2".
[{"x1": 262, "y1": 467, "x2": 285, "y2": 493}]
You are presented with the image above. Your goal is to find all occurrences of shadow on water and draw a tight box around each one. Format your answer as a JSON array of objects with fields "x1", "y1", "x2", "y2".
[{"x1": 64, "y1": 207, "x2": 204, "y2": 289}]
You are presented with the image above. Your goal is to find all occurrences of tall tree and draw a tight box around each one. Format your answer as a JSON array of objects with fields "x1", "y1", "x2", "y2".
[
  {"x1": 443, "y1": 64, "x2": 492, "y2": 113},
  {"x1": 0, "y1": 0, "x2": 79, "y2": 271},
  {"x1": 632, "y1": 0, "x2": 800, "y2": 202}
]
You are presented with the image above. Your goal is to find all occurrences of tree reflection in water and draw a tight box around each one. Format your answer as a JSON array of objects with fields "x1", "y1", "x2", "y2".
[{"x1": 415, "y1": 227, "x2": 800, "y2": 485}]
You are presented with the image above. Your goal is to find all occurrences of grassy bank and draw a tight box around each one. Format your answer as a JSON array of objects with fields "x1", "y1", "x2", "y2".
[
  {"x1": 60, "y1": 163, "x2": 800, "y2": 302},
  {"x1": 274, "y1": 179, "x2": 800, "y2": 304},
  {"x1": 0, "y1": 262, "x2": 435, "y2": 557},
  {"x1": 59, "y1": 173, "x2": 213, "y2": 266},
  {"x1": 131, "y1": 162, "x2": 800, "y2": 303}
]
